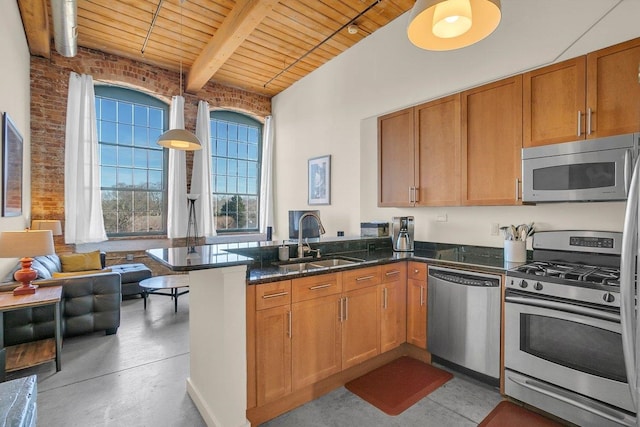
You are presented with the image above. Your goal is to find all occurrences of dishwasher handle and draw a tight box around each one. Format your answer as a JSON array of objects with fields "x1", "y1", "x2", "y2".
[{"x1": 428, "y1": 269, "x2": 500, "y2": 287}]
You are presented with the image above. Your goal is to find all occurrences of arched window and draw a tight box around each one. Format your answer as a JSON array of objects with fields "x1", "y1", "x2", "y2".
[
  {"x1": 94, "y1": 86, "x2": 168, "y2": 236},
  {"x1": 209, "y1": 111, "x2": 262, "y2": 232}
]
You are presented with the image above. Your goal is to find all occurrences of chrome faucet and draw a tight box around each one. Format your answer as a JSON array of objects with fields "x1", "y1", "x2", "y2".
[{"x1": 297, "y1": 212, "x2": 326, "y2": 259}]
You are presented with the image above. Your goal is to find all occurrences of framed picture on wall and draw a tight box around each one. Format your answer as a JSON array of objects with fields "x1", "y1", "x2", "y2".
[
  {"x1": 308, "y1": 155, "x2": 331, "y2": 205},
  {"x1": 2, "y1": 112, "x2": 23, "y2": 217}
]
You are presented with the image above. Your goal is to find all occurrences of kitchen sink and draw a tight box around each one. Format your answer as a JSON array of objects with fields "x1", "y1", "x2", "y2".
[{"x1": 276, "y1": 256, "x2": 364, "y2": 274}]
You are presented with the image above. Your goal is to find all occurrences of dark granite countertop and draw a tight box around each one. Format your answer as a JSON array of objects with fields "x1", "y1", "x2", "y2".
[{"x1": 146, "y1": 237, "x2": 530, "y2": 282}]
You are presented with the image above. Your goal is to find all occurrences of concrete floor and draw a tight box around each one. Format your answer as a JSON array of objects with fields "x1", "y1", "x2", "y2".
[{"x1": 7, "y1": 293, "x2": 502, "y2": 427}]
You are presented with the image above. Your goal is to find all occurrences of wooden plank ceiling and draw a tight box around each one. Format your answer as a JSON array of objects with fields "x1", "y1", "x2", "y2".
[{"x1": 18, "y1": 0, "x2": 415, "y2": 97}]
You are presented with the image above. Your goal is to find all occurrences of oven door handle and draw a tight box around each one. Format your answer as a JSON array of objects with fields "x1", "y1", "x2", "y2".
[
  {"x1": 505, "y1": 295, "x2": 620, "y2": 323},
  {"x1": 507, "y1": 374, "x2": 635, "y2": 426}
]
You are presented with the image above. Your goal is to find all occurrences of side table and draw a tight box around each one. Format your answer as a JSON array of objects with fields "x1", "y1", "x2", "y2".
[{"x1": 0, "y1": 286, "x2": 63, "y2": 381}]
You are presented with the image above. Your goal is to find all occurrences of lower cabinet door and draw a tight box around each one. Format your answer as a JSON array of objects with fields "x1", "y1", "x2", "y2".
[
  {"x1": 407, "y1": 278, "x2": 427, "y2": 348},
  {"x1": 342, "y1": 286, "x2": 380, "y2": 369},
  {"x1": 380, "y1": 279, "x2": 407, "y2": 353},
  {"x1": 256, "y1": 305, "x2": 291, "y2": 405},
  {"x1": 291, "y1": 294, "x2": 342, "y2": 390}
]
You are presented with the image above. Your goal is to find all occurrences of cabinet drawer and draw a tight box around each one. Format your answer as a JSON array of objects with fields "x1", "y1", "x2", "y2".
[
  {"x1": 342, "y1": 266, "x2": 381, "y2": 292},
  {"x1": 292, "y1": 273, "x2": 341, "y2": 303},
  {"x1": 255, "y1": 280, "x2": 291, "y2": 310},
  {"x1": 381, "y1": 263, "x2": 405, "y2": 283},
  {"x1": 408, "y1": 262, "x2": 427, "y2": 280}
]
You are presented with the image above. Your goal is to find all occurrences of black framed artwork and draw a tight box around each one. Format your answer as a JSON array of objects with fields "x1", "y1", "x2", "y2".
[{"x1": 2, "y1": 112, "x2": 23, "y2": 217}]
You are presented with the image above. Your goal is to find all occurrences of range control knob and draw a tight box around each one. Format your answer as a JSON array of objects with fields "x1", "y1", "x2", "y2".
[
  {"x1": 603, "y1": 292, "x2": 616, "y2": 303},
  {"x1": 519, "y1": 280, "x2": 528, "y2": 289},
  {"x1": 533, "y1": 282, "x2": 543, "y2": 291}
]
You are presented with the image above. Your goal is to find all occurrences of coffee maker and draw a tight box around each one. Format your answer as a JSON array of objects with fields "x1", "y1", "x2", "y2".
[{"x1": 391, "y1": 216, "x2": 414, "y2": 252}]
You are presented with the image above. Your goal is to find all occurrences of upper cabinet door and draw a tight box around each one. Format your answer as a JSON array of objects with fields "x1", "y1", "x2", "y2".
[
  {"x1": 378, "y1": 108, "x2": 415, "y2": 207},
  {"x1": 523, "y1": 57, "x2": 587, "y2": 148},
  {"x1": 586, "y1": 38, "x2": 640, "y2": 138},
  {"x1": 461, "y1": 76, "x2": 523, "y2": 206},
  {"x1": 415, "y1": 94, "x2": 462, "y2": 206}
]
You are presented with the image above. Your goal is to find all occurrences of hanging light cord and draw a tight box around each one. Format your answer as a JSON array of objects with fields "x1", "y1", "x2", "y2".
[{"x1": 264, "y1": 0, "x2": 381, "y2": 88}]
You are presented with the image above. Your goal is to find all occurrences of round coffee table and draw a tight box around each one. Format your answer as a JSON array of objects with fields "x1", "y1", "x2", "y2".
[{"x1": 139, "y1": 275, "x2": 190, "y2": 313}]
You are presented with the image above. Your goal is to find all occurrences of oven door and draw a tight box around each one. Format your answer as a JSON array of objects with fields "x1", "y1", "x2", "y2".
[{"x1": 505, "y1": 293, "x2": 633, "y2": 413}]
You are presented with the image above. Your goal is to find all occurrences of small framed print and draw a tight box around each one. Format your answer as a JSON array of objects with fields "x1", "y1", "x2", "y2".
[
  {"x1": 2, "y1": 113, "x2": 23, "y2": 217},
  {"x1": 308, "y1": 155, "x2": 330, "y2": 205}
]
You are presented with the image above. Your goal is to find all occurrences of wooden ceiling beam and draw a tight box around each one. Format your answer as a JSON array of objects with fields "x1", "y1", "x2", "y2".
[
  {"x1": 17, "y1": 0, "x2": 50, "y2": 58},
  {"x1": 186, "y1": 0, "x2": 279, "y2": 92}
]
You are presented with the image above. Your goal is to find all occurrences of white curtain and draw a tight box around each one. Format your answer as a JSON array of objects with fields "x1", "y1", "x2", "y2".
[
  {"x1": 64, "y1": 73, "x2": 107, "y2": 244},
  {"x1": 166, "y1": 96, "x2": 188, "y2": 238},
  {"x1": 192, "y1": 100, "x2": 216, "y2": 237},
  {"x1": 259, "y1": 115, "x2": 274, "y2": 234}
]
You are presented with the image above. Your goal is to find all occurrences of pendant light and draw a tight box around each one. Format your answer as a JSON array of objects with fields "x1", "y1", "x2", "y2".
[
  {"x1": 157, "y1": 0, "x2": 202, "y2": 151},
  {"x1": 407, "y1": 0, "x2": 501, "y2": 51}
]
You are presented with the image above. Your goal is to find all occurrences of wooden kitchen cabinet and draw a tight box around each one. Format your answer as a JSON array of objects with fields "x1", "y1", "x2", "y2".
[
  {"x1": 291, "y1": 273, "x2": 342, "y2": 390},
  {"x1": 380, "y1": 263, "x2": 407, "y2": 353},
  {"x1": 414, "y1": 94, "x2": 462, "y2": 206},
  {"x1": 524, "y1": 37, "x2": 640, "y2": 147},
  {"x1": 378, "y1": 108, "x2": 415, "y2": 206},
  {"x1": 254, "y1": 280, "x2": 292, "y2": 406},
  {"x1": 406, "y1": 262, "x2": 427, "y2": 349},
  {"x1": 378, "y1": 95, "x2": 461, "y2": 207},
  {"x1": 461, "y1": 75, "x2": 523, "y2": 205},
  {"x1": 341, "y1": 266, "x2": 382, "y2": 369}
]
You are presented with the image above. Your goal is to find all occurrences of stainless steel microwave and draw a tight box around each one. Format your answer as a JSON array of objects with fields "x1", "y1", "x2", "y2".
[{"x1": 522, "y1": 133, "x2": 640, "y2": 203}]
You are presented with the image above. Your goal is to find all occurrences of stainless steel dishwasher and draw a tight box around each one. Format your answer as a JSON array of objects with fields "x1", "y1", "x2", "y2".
[{"x1": 427, "y1": 266, "x2": 501, "y2": 383}]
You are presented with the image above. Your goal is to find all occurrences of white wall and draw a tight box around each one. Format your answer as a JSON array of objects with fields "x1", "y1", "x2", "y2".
[
  {"x1": 271, "y1": 0, "x2": 640, "y2": 247},
  {"x1": 0, "y1": 2, "x2": 31, "y2": 276}
]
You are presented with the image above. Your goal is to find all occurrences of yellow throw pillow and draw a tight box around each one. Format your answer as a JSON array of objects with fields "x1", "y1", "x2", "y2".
[
  {"x1": 52, "y1": 268, "x2": 111, "y2": 278},
  {"x1": 59, "y1": 251, "x2": 103, "y2": 272}
]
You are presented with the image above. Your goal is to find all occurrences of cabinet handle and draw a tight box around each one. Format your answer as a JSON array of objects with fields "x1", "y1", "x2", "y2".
[
  {"x1": 385, "y1": 270, "x2": 400, "y2": 276},
  {"x1": 413, "y1": 187, "x2": 419, "y2": 203},
  {"x1": 515, "y1": 178, "x2": 521, "y2": 201},
  {"x1": 586, "y1": 107, "x2": 593, "y2": 135},
  {"x1": 287, "y1": 310, "x2": 292, "y2": 338},
  {"x1": 577, "y1": 110, "x2": 583, "y2": 136},
  {"x1": 409, "y1": 187, "x2": 413, "y2": 203},
  {"x1": 420, "y1": 286, "x2": 425, "y2": 307},
  {"x1": 356, "y1": 275, "x2": 375, "y2": 282},
  {"x1": 262, "y1": 291, "x2": 289, "y2": 299},
  {"x1": 344, "y1": 297, "x2": 348, "y2": 320},
  {"x1": 309, "y1": 284, "x2": 331, "y2": 290},
  {"x1": 383, "y1": 287, "x2": 388, "y2": 309}
]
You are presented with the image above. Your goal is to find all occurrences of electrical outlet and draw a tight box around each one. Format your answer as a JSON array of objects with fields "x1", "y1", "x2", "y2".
[
  {"x1": 490, "y1": 223, "x2": 500, "y2": 236},
  {"x1": 126, "y1": 254, "x2": 134, "y2": 261},
  {"x1": 436, "y1": 214, "x2": 448, "y2": 222}
]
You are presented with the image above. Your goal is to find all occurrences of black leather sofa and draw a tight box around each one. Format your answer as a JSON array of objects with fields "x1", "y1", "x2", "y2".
[{"x1": 2, "y1": 255, "x2": 122, "y2": 346}]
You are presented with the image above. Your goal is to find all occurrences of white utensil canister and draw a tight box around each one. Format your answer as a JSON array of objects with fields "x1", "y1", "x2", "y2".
[
  {"x1": 278, "y1": 245, "x2": 289, "y2": 261},
  {"x1": 504, "y1": 240, "x2": 526, "y2": 262}
]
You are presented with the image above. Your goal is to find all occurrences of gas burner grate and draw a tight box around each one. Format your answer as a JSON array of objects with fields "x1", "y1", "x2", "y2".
[{"x1": 515, "y1": 261, "x2": 620, "y2": 286}]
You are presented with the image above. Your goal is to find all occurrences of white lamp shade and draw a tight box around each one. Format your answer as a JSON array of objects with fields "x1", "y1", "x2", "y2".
[
  {"x1": 31, "y1": 219, "x2": 63, "y2": 236},
  {"x1": 407, "y1": 0, "x2": 501, "y2": 51},
  {"x1": 0, "y1": 230, "x2": 55, "y2": 258},
  {"x1": 157, "y1": 129, "x2": 202, "y2": 151}
]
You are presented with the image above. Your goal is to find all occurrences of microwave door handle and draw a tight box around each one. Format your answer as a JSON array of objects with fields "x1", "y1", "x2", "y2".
[{"x1": 624, "y1": 149, "x2": 633, "y2": 197}]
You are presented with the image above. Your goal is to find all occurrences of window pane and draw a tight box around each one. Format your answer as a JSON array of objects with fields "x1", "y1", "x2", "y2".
[
  {"x1": 209, "y1": 112, "x2": 263, "y2": 232},
  {"x1": 96, "y1": 87, "x2": 168, "y2": 236}
]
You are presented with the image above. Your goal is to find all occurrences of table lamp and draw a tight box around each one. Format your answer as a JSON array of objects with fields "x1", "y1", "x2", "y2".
[
  {"x1": 0, "y1": 229, "x2": 55, "y2": 295},
  {"x1": 31, "y1": 219, "x2": 63, "y2": 236}
]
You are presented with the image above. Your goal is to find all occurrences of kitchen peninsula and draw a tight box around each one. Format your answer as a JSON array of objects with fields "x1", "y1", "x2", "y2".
[{"x1": 148, "y1": 238, "x2": 518, "y2": 427}]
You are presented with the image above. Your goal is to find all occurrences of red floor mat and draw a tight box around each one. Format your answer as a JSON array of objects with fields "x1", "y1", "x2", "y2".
[
  {"x1": 479, "y1": 401, "x2": 565, "y2": 427},
  {"x1": 345, "y1": 356, "x2": 453, "y2": 415}
]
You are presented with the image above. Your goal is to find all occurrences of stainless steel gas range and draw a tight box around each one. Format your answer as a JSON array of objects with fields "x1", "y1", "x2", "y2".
[{"x1": 504, "y1": 230, "x2": 635, "y2": 427}]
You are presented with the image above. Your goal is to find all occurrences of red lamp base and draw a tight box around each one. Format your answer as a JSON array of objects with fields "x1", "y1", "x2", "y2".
[{"x1": 13, "y1": 257, "x2": 39, "y2": 296}]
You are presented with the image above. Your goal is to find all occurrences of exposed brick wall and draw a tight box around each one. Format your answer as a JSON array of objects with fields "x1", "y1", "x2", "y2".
[{"x1": 30, "y1": 46, "x2": 272, "y2": 255}]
